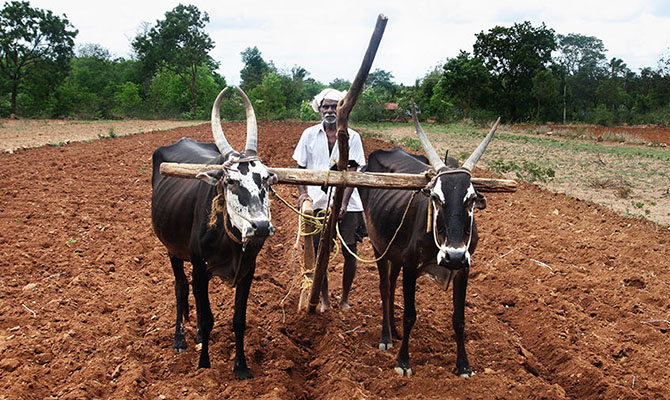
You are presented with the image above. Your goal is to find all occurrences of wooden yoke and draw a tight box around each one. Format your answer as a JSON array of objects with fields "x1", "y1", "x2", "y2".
[{"x1": 307, "y1": 14, "x2": 388, "y2": 314}]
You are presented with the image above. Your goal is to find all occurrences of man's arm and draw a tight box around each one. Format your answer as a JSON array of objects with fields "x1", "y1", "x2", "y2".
[{"x1": 338, "y1": 165, "x2": 357, "y2": 220}]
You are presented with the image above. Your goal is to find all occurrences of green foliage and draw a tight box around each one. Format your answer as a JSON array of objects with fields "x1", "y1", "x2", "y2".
[
  {"x1": 249, "y1": 73, "x2": 286, "y2": 121},
  {"x1": 0, "y1": 1, "x2": 77, "y2": 116},
  {"x1": 588, "y1": 104, "x2": 615, "y2": 126},
  {"x1": 146, "y1": 65, "x2": 223, "y2": 119},
  {"x1": 299, "y1": 101, "x2": 319, "y2": 121},
  {"x1": 1, "y1": 10, "x2": 667, "y2": 124},
  {"x1": 474, "y1": 21, "x2": 556, "y2": 121},
  {"x1": 329, "y1": 78, "x2": 350, "y2": 91},
  {"x1": 366, "y1": 68, "x2": 396, "y2": 97},
  {"x1": 132, "y1": 4, "x2": 216, "y2": 117},
  {"x1": 240, "y1": 46, "x2": 270, "y2": 92},
  {"x1": 531, "y1": 69, "x2": 560, "y2": 122},
  {"x1": 350, "y1": 87, "x2": 384, "y2": 122},
  {"x1": 394, "y1": 136, "x2": 422, "y2": 151},
  {"x1": 488, "y1": 158, "x2": 555, "y2": 183},
  {"x1": 114, "y1": 82, "x2": 142, "y2": 117},
  {"x1": 438, "y1": 51, "x2": 491, "y2": 118}
]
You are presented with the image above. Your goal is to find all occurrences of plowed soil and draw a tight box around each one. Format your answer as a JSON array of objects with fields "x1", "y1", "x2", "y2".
[{"x1": 1, "y1": 122, "x2": 669, "y2": 399}]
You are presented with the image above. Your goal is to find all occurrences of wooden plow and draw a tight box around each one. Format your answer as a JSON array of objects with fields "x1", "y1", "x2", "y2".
[{"x1": 159, "y1": 14, "x2": 517, "y2": 314}]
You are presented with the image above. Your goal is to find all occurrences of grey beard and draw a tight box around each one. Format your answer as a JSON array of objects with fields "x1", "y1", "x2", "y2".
[{"x1": 323, "y1": 114, "x2": 336, "y2": 124}]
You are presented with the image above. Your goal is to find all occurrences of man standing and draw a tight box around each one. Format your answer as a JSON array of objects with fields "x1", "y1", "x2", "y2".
[{"x1": 292, "y1": 88, "x2": 366, "y2": 312}]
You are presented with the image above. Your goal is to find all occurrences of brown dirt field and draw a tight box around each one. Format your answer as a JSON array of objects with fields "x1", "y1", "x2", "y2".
[
  {"x1": 515, "y1": 123, "x2": 670, "y2": 146},
  {"x1": 1, "y1": 122, "x2": 669, "y2": 399},
  {"x1": 0, "y1": 119, "x2": 202, "y2": 153}
]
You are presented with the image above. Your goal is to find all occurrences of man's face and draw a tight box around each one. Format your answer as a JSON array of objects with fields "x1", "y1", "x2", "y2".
[{"x1": 320, "y1": 99, "x2": 337, "y2": 125}]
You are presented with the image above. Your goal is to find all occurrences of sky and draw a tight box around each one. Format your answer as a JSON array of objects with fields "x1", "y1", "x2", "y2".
[{"x1": 31, "y1": 0, "x2": 670, "y2": 86}]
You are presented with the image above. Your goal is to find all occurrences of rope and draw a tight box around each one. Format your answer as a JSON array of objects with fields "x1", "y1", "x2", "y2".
[
  {"x1": 270, "y1": 187, "x2": 341, "y2": 261},
  {"x1": 336, "y1": 190, "x2": 419, "y2": 263}
]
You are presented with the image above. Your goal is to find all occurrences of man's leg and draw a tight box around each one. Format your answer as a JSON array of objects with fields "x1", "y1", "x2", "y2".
[{"x1": 339, "y1": 212, "x2": 363, "y2": 309}]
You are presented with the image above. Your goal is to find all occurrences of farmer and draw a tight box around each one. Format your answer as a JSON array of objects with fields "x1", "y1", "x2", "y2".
[{"x1": 292, "y1": 88, "x2": 367, "y2": 312}]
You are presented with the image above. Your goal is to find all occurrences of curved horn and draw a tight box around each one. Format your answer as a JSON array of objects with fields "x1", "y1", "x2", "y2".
[
  {"x1": 411, "y1": 100, "x2": 446, "y2": 171},
  {"x1": 461, "y1": 117, "x2": 501, "y2": 172},
  {"x1": 234, "y1": 86, "x2": 258, "y2": 156},
  {"x1": 211, "y1": 87, "x2": 234, "y2": 156}
]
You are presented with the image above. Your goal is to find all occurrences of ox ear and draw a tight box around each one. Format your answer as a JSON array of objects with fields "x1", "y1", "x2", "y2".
[
  {"x1": 474, "y1": 192, "x2": 487, "y2": 210},
  {"x1": 196, "y1": 170, "x2": 224, "y2": 186}
]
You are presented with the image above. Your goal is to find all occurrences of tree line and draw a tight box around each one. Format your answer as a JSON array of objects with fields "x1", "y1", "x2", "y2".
[{"x1": 2, "y1": 1, "x2": 669, "y2": 125}]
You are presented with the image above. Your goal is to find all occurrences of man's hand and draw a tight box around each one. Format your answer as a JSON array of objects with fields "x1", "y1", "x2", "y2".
[{"x1": 337, "y1": 206, "x2": 347, "y2": 222}]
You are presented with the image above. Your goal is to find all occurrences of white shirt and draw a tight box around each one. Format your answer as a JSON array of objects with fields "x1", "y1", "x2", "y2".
[{"x1": 292, "y1": 123, "x2": 366, "y2": 211}]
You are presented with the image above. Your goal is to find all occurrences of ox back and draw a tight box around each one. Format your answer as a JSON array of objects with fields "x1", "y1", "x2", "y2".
[{"x1": 359, "y1": 146, "x2": 482, "y2": 378}]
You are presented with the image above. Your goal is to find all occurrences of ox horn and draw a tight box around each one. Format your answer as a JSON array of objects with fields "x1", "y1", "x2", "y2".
[
  {"x1": 411, "y1": 101, "x2": 446, "y2": 171},
  {"x1": 234, "y1": 86, "x2": 258, "y2": 156},
  {"x1": 461, "y1": 117, "x2": 501, "y2": 172},
  {"x1": 211, "y1": 87, "x2": 234, "y2": 156}
]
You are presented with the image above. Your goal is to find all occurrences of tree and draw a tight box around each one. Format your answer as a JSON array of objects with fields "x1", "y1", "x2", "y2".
[
  {"x1": 438, "y1": 51, "x2": 491, "y2": 118},
  {"x1": 329, "y1": 78, "x2": 350, "y2": 91},
  {"x1": 132, "y1": 4, "x2": 216, "y2": 117},
  {"x1": 63, "y1": 44, "x2": 118, "y2": 118},
  {"x1": 249, "y1": 72, "x2": 286, "y2": 121},
  {"x1": 365, "y1": 68, "x2": 396, "y2": 97},
  {"x1": 0, "y1": 1, "x2": 77, "y2": 116},
  {"x1": 531, "y1": 70, "x2": 560, "y2": 121},
  {"x1": 473, "y1": 21, "x2": 556, "y2": 121},
  {"x1": 556, "y1": 33, "x2": 608, "y2": 122},
  {"x1": 239, "y1": 46, "x2": 270, "y2": 92}
]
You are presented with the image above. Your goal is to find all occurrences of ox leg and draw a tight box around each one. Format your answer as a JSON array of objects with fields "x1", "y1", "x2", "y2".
[
  {"x1": 192, "y1": 259, "x2": 213, "y2": 369},
  {"x1": 389, "y1": 263, "x2": 401, "y2": 340},
  {"x1": 170, "y1": 256, "x2": 189, "y2": 352},
  {"x1": 395, "y1": 265, "x2": 417, "y2": 377},
  {"x1": 340, "y1": 242, "x2": 357, "y2": 310},
  {"x1": 453, "y1": 267, "x2": 473, "y2": 377},
  {"x1": 377, "y1": 258, "x2": 393, "y2": 350},
  {"x1": 232, "y1": 262, "x2": 256, "y2": 380}
]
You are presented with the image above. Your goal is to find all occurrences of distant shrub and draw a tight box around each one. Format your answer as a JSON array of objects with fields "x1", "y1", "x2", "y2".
[
  {"x1": 488, "y1": 158, "x2": 555, "y2": 183},
  {"x1": 394, "y1": 136, "x2": 422, "y2": 151},
  {"x1": 299, "y1": 101, "x2": 319, "y2": 122}
]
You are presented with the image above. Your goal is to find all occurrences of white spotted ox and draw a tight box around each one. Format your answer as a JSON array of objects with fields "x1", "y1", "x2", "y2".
[
  {"x1": 359, "y1": 110, "x2": 499, "y2": 377},
  {"x1": 151, "y1": 86, "x2": 277, "y2": 379}
]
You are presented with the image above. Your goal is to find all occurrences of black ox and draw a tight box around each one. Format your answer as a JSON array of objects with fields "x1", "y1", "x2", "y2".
[
  {"x1": 359, "y1": 111, "x2": 499, "y2": 377},
  {"x1": 151, "y1": 87, "x2": 277, "y2": 379}
]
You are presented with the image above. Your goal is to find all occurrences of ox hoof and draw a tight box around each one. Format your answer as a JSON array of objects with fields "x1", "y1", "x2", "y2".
[
  {"x1": 173, "y1": 335, "x2": 187, "y2": 352},
  {"x1": 339, "y1": 301, "x2": 351, "y2": 310},
  {"x1": 235, "y1": 368, "x2": 252, "y2": 380},
  {"x1": 378, "y1": 342, "x2": 393, "y2": 350},
  {"x1": 195, "y1": 343, "x2": 202, "y2": 351},
  {"x1": 394, "y1": 366, "x2": 412, "y2": 377},
  {"x1": 319, "y1": 301, "x2": 331, "y2": 313},
  {"x1": 457, "y1": 367, "x2": 474, "y2": 378}
]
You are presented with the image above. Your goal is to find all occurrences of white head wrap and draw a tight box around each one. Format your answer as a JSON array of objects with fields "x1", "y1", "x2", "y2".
[{"x1": 311, "y1": 88, "x2": 347, "y2": 113}]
